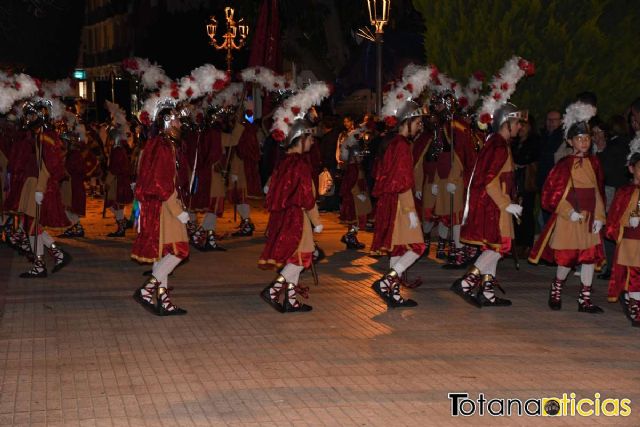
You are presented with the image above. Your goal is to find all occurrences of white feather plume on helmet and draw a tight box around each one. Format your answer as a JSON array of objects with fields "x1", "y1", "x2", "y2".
[
  {"x1": 477, "y1": 56, "x2": 535, "y2": 126},
  {"x1": 381, "y1": 64, "x2": 435, "y2": 127},
  {"x1": 271, "y1": 82, "x2": 330, "y2": 143},
  {"x1": 563, "y1": 101, "x2": 597, "y2": 140},
  {"x1": 627, "y1": 133, "x2": 640, "y2": 165}
]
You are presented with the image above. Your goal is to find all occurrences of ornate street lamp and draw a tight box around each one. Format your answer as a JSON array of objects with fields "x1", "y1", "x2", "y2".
[
  {"x1": 206, "y1": 7, "x2": 250, "y2": 73},
  {"x1": 362, "y1": 0, "x2": 391, "y2": 114}
]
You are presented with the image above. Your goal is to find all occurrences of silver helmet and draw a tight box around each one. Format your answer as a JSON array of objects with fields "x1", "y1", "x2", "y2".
[
  {"x1": 283, "y1": 118, "x2": 315, "y2": 148},
  {"x1": 492, "y1": 102, "x2": 528, "y2": 131},
  {"x1": 396, "y1": 100, "x2": 427, "y2": 125}
]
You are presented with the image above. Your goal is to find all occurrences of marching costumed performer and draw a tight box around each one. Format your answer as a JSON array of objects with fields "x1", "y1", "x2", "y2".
[
  {"x1": 370, "y1": 64, "x2": 436, "y2": 309},
  {"x1": 338, "y1": 126, "x2": 372, "y2": 250},
  {"x1": 258, "y1": 82, "x2": 329, "y2": 313},
  {"x1": 606, "y1": 134, "x2": 640, "y2": 325},
  {"x1": 424, "y1": 84, "x2": 477, "y2": 267},
  {"x1": 59, "y1": 118, "x2": 93, "y2": 238},
  {"x1": 18, "y1": 97, "x2": 73, "y2": 278},
  {"x1": 528, "y1": 101, "x2": 605, "y2": 313},
  {"x1": 104, "y1": 101, "x2": 134, "y2": 237},
  {"x1": 452, "y1": 56, "x2": 534, "y2": 307},
  {"x1": 131, "y1": 99, "x2": 190, "y2": 316}
]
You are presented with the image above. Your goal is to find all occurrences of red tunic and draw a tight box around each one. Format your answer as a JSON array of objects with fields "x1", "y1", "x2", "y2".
[
  {"x1": 259, "y1": 153, "x2": 315, "y2": 268},
  {"x1": 606, "y1": 184, "x2": 640, "y2": 300},
  {"x1": 460, "y1": 133, "x2": 513, "y2": 252},
  {"x1": 106, "y1": 145, "x2": 133, "y2": 208},
  {"x1": 371, "y1": 134, "x2": 424, "y2": 255},
  {"x1": 528, "y1": 155, "x2": 605, "y2": 266},
  {"x1": 132, "y1": 136, "x2": 189, "y2": 262},
  {"x1": 39, "y1": 131, "x2": 71, "y2": 228},
  {"x1": 235, "y1": 124, "x2": 262, "y2": 197},
  {"x1": 65, "y1": 148, "x2": 87, "y2": 216},
  {"x1": 5, "y1": 130, "x2": 37, "y2": 212},
  {"x1": 190, "y1": 128, "x2": 223, "y2": 210}
]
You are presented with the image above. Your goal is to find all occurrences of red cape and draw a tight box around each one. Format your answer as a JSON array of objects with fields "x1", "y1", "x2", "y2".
[
  {"x1": 132, "y1": 136, "x2": 177, "y2": 261},
  {"x1": 236, "y1": 123, "x2": 262, "y2": 197},
  {"x1": 65, "y1": 148, "x2": 87, "y2": 216},
  {"x1": 107, "y1": 145, "x2": 133, "y2": 206},
  {"x1": 460, "y1": 133, "x2": 510, "y2": 248},
  {"x1": 259, "y1": 153, "x2": 315, "y2": 268},
  {"x1": 40, "y1": 131, "x2": 70, "y2": 228},
  {"x1": 529, "y1": 155, "x2": 605, "y2": 264},
  {"x1": 371, "y1": 134, "x2": 414, "y2": 252},
  {"x1": 605, "y1": 183, "x2": 639, "y2": 300}
]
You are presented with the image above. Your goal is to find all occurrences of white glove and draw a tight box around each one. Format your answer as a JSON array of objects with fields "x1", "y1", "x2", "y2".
[
  {"x1": 177, "y1": 211, "x2": 190, "y2": 224},
  {"x1": 313, "y1": 224, "x2": 323, "y2": 233},
  {"x1": 446, "y1": 182, "x2": 457, "y2": 194},
  {"x1": 415, "y1": 191, "x2": 422, "y2": 200},
  {"x1": 431, "y1": 184, "x2": 439, "y2": 196},
  {"x1": 592, "y1": 220, "x2": 603, "y2": 234},
  {"x1": 263, "y1": 185, "x2": 269, "y2": 194},
  {"x1": 230, "y1": 174, "x2": 238, "y2": 183},
  {"x1": 35, "y1": 191, "x2": 44, "y2": 205},
  {"x1": 505, "y1": 203, "x2": 523, "y2": 219},
  {"x1": 569, "y1": 210, "x2": 585, "y2": 222},
  {"x1": 630, "y1": 216, "x2": 640, "y2": 228},
  {"x1": 130, "y1": 182, "x2": 136, "y2": 191},
  {"x1": 356, "y1": 193, "x2": 367, "y2": 202},
  {"x1": 408, "y1": 211, "x2": 419, "y2": 229}
]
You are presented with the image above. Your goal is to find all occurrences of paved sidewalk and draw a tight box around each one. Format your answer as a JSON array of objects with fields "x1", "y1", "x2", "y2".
[{"x1": 1, "y1": 198, "x2": 639, "y2": 426}]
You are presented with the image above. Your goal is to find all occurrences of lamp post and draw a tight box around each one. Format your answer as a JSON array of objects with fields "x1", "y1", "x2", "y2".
[
  {"x1": 206, "y1": 7, "x2": 250, "y2": 73},
  {"x1": 365, "y1": 0, "x2": 391, "y2": 115}
]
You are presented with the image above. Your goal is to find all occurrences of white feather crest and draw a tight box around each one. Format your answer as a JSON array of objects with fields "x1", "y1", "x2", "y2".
[
  {"x1": 461, "y1": 72, "x2": 485, "y2": 111},
  {"x1": 381, "y1": 64, "x2": 434, "y2": 119},
  {"x1": 187, "y1": 63, "x2": 228, "y2": 98},
  {"x1": 428, "y1": 70, "x2": 463, "y2": 100},
  {"x1": 0, "y1": 73, "x2": 39, "y2": 114},
  {"x1": 41, "y1": 79, "x2": 74, "y2": 99},
  {"x1": 241, "y1": 66, "x2": 295, "y2": 92},
  {"x1": 123, "y1": 57, "x2": 171, "y2": 90},
  {"x1": 477, "y1": 56, "x2": 533, "y2": 124},
  {"x1": 105, "y1": 100, "x2": 128, "y2": 130},
  {"x1": 563, "y1": 101, "x2": 597, "y2": 139},
  {"x1": 271, "y1": 82, "x2": 330, "y2": 140},
  {"x1": 627, "y1": 132, "x2": 640, "y2": 164},
  {"x1": 48, "y1": 98, "x2": 67, "y2": 121},
  {"x1": 210, "y1": 82, "x2": 244, "y2": 108}
]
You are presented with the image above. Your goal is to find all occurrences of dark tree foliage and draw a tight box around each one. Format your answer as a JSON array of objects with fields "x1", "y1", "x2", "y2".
[{"x1": 412, "y1": 0, "x2": 640, "y2": 118}]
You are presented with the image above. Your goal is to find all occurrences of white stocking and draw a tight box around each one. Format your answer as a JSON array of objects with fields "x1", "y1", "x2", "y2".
[
  {"x1": 580, "y1": 264, "x2": 595, "y2": 286},
  {"x1": 152, "y1": 254, "x2": 182, "y2": 287},
  {"x1": 392, "y1": 251, "x2": 420, "y2": 276},
  {"x1": 556, "y1": 266, "x2": 572, "y2": 281},
  {"x1": 202, "y1": 212, "x2": 217, "y2": 231},
  {"x1": 422, "y1": 221, "x2": 434, "y2": 234},
  {"x1": 280, "y1": 263, "x2": 304, "y2": 285},
  {"x1": 237, "y1": 204, "x2": 250, "y2": 220},
  {"x1": 453, "y1": 225, "x2": 462, "y2": 249},
  {"x1": 438, "y1": 223, "x2": 449, "y2": 240},
  {"x1": 65, "y1": 211, "x2": 80, "y2": 225},
  {"x1": 390, "y1": 256, "x2": 400, "y2": 269}
]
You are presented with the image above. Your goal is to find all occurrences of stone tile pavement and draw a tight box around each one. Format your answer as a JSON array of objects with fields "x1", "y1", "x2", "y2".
[{"x1": 1, "y1": 198, "x2": 639, "y2": 426}]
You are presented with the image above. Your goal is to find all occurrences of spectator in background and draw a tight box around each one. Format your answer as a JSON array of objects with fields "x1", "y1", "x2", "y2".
[
  {"x1": 512, "y1": 115, "x2": 540, "y2": 256},
  {"x1": 596, "y1": 114, "x2": 632, "y2": 279},
  {"x1": 536, "y1": 110, "x2": 563, "y2": 225},
  {"x1": 317, "y1": 115, "x2": 342, "y2": 211}
]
